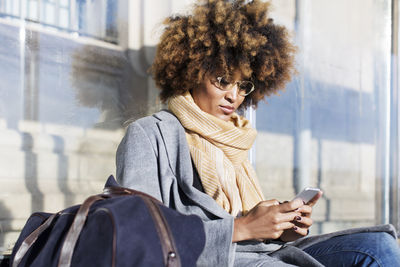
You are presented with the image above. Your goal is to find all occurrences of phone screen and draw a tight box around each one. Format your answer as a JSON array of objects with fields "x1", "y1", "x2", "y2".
[{"x1": 292, "y1": 187, "x2": 321, "y2": 204}]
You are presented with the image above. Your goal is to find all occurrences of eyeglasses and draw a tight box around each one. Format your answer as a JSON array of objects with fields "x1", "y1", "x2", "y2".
[{"x1": 213, "y1": 76, "x2": 255, "y2": 97}]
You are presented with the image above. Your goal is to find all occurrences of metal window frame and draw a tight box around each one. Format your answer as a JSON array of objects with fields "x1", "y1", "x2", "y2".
[
  {"x1": 389, "y1": 0, "x2": 400, "y2": 232},
  {"x1": 377, "y1": 0, "x2": 400, "y2": 233},
  {"x1": 0, "y1": 0, "x2": 118, "y2": 44}
]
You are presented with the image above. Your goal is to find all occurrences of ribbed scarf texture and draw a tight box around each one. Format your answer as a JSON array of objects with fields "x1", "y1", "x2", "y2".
[{"x1": 168, "y1": 92, "x2": 265, "y2": 216}]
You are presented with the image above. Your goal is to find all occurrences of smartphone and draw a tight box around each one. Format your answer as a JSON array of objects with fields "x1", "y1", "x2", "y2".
[{"x1": 292, "y1": 187, "x2": 321, "y2": 204}]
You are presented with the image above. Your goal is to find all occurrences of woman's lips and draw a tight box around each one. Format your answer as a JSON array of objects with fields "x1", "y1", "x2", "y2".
[{"x1": 219, "y1": 105, "x2": 235, "y2": 114}]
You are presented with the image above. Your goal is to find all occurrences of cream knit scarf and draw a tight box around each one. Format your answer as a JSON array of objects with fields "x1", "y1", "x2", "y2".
[{"x1": 168, "y1": 92, "x2": 265, "y2": 216}]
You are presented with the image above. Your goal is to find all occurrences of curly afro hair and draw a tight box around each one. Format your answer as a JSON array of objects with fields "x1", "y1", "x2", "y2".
[{"x1": 151, "y1": 0, "x2": 296, "y2": 109}]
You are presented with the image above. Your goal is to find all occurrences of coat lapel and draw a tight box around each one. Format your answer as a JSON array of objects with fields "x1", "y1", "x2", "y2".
[{"x1": 154, "y1": 110, "x2": 232, "y2": 219}]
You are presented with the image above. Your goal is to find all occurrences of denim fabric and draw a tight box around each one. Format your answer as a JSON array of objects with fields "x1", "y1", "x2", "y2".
[{"x1": 304, "y1": 232, "x2": 400, "y2": 267}]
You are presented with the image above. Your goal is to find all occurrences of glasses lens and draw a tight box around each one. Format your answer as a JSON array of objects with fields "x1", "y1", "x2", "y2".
[
  {"x1": 217, "y1": 77, "x2": 231, "y2": 90},
  {"x1": 238, "y1": 81, "x2": 254, "y2": 95},
  {"x1": 216, "y1": 77, "x2": 254, "y2": 96}
]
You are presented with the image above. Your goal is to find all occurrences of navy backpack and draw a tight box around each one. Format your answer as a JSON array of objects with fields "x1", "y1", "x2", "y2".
[{"x1": 10, "y1": 176, "x2": 206, "y2": 267}]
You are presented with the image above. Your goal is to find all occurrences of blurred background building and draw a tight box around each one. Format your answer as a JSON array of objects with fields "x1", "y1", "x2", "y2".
[{"x1": 0, "y1": 0, "x2": 399, "y2": 255}]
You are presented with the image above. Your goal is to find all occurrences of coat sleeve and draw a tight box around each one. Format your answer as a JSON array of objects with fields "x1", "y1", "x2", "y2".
[
  {"x1": 116, "y1": 121, "x2": 163, "y2": 201},
  {"x1": 198, "y1": 219, "x2": 237, "y2": 267}
]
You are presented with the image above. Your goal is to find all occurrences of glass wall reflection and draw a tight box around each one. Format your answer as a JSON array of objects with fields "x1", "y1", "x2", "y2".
[
  {"x1": 0, "y1": 0, "x2": 118, "y2": 42},
  {"x1": 0, "y1": 0, "x2": 167, "y2": 253},
  {"x1": 256, "y1": 0, "x2": 394, "y2": 234},
  {"x1": 0, "y1": 0, "x2": 398, "y2": 255}
]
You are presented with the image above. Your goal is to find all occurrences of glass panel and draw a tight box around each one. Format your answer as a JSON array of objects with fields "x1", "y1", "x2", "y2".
[
  {"x1": 0, "y1": 0, "x2": 119, "y2": 43},
  {"x1": 1, "y1": 0, "x2": 20, "y2": 17},
  {"x1": 59, "y1": 8, "x2": 69, "y2": 28},
  {"x1": 44, "y1": 2, "x2": 56, "y2": 25},
  {"x1": 0, "y1": 0, "x2": 173, "y2": 254},
  {"x1": 60, "y1": 0, "x2": 69, "y2": 7},
  {"x1": 0, "y1": 3, "x2": 106, "y2": 257},
  {"x1": 27, "y1": 0, "x2": 38, "y2": 21},
  {"x1": 0, "y1": 24, "x2": 22, "y2": 129},
  {"x1": 0, "y1": 0, "x2": 397, "y2": 257},
  {"x1": 0, "y1": 22, "x2": 23, "y2": 254},
  {"x1": 256, "y1": 0, "x2": 393, "y2": 234}
]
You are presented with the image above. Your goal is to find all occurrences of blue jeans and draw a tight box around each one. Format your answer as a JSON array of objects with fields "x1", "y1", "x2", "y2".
[{"x1": 304, "y1": 232, "x2": 400, "y2": 266}]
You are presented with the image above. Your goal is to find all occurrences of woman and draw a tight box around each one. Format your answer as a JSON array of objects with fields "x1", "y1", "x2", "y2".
[{"x1": 116, "y1": 0, "x2": 400, "y2": 266}]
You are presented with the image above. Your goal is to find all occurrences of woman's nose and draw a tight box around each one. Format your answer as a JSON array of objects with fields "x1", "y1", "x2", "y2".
[{"x1": 225, "y1": 84, "x2": 239, "y2": 102}]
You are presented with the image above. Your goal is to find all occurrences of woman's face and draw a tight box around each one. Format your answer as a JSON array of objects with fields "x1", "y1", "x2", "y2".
[{"x1": 191, "y1": 71, "x2": 246, "y2": 121}]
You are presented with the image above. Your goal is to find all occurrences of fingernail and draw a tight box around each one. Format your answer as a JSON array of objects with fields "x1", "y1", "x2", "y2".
[
  {"x1": 293, "y1": 226, "x2": 298, "y2": 230},
  {"x1": 295, "y1": 216, "x2": 301, "y2": 221}
]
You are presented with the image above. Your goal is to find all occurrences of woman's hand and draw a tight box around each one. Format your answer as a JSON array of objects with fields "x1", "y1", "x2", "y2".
[
  {"x1": 279, "y1": 191, "x2": 323, "y2": 242},
  {"x1": 232, "y1": 198, "x2": 304, "y2": 242}
]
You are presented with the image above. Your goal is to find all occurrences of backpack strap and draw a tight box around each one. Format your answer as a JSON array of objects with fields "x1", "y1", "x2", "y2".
[
  {"x1": 12, "y1": 212, "x2": 60, "y2": 267},
  {"x1": 58, "y1": 195, "x2": 109, "y2": 267}
]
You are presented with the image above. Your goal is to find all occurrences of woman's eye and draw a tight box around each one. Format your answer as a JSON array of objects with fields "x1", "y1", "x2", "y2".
[
  {"x1": 219, "y1": 77, "x2": 231, "y2": 86},
  {"x1": 239, "y1": 82, "x2": 252, "y2": 91}
]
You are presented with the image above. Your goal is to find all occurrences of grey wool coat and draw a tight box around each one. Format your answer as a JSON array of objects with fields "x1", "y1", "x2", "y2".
[{"x1": 116, "y1": 110, "x2": 397, "y2": 267}]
